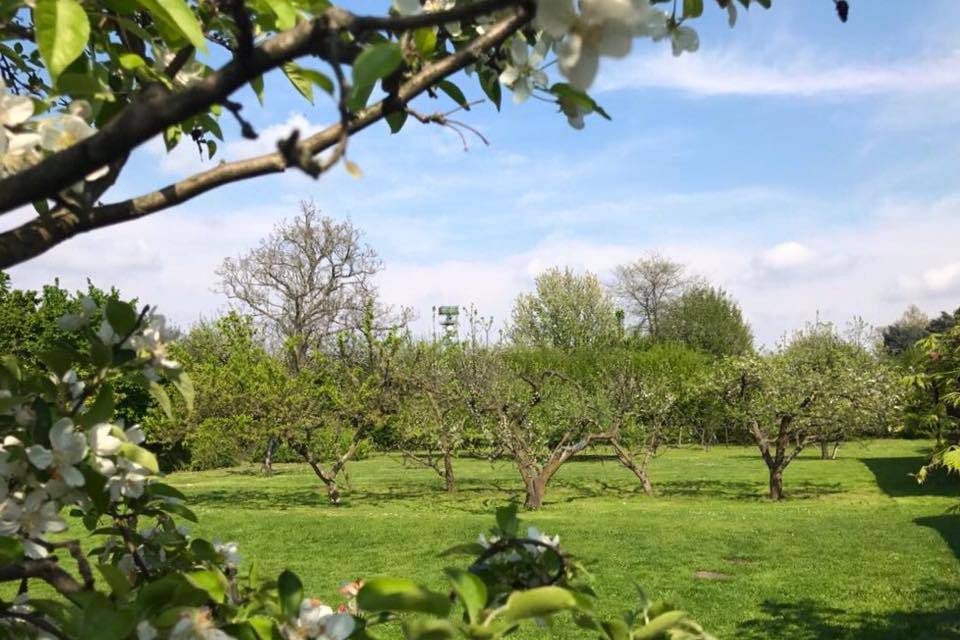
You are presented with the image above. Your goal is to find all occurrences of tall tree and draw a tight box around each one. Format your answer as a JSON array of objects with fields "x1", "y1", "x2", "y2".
[
  {"x1": 611, "y1": 254, "x2": 696, "y2": 337},
  {"x1": 881, "y1": 304, "x2": 931, "y2": 357},
  {"x1": 658, "y1": 285, "x2": 753, "y2": 357},
  {"x1": 509, "y1": 267, "x2": 618, "y2": 351},
  {"x1": 217, "y1": 201, "x2": 382, "y2": 372}
]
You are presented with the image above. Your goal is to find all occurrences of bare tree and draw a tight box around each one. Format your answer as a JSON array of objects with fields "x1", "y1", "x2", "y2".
[
  {"x1": 217, "y1": 201, "x2": 381, "y2": 373},
  {"x1": 216, "y1": 201, "x2": 384, "y2": 473},
  {"x1": 611, "y1": 253, "x2": 696, "y2": 337}
]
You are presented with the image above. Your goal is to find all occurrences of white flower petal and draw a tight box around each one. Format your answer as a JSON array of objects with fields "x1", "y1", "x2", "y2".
[
  {"x1": 536, "y1": 0, "x2": 576, "y2": 37},
  {"x1": 26, "y1": 445, "x2": 53, "y2": 469}
]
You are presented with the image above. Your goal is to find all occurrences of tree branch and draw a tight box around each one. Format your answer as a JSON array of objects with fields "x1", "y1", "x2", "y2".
[
  {"x1": 0, "y1": 559, "x2": 84, "y2": 595},
  {"x1": 0, "y1": 4, "x2": 532, "y2": 268},
  {"x1": 0, "y1": 0, "x2": 527, "y2": 216}
]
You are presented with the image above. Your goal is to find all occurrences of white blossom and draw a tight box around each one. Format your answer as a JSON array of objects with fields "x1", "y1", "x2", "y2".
[
  {"x1": 61, "y1": 370, "x2": 85, "y2": 399},
  {"x1": 170, "y1": 608, "x2": 235, "y2": 640},
  {"x1": 500, "y1": 38, "x2": 549, "y2": 104},
  {"x1": 38, "y1": 109, "x2": 108, "y2": 181},
  {"x1": 0, "y1": 86, "x2": 33, "y2": 128},
  {"x1": 25, "y1": 418, "x2": 87, "y2": 487},
  {"x1": 137, "y1": 620, "x2": 159, "y2": 640},
  {"x1": 668, "y1": 24, "x2": 699, "y2": 56},
  {"x1": 214, "y1": 539, "x2": 241, "y2": 569},
  {"x1": 290, "y1": 599, "x2": 355, "y2": 640},
  {"x1": 90, "y1": 423, "x2": 125, "y2": 456},
  {"x1": 107, "y1": 458, "x2": 149, "y2": 501}
]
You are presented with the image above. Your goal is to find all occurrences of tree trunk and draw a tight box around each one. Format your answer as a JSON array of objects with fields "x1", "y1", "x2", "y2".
[
  {"x1": 769, "y1": 465, "x2": 785, "y2": 501},
  {"x1": 830, "y1": 441, "x2": 841, "y2": 460},
  {"x1": 524, "y1": 476, "x2": 547, "y2": 510},
  {"x1": 443, "y1": 450, "x2": 455, "y2": 493},
  {"x1": 261, "y1": 437, "x2": 276, "y2": 475},
  {"x1": 612, "y1": 440, "x2": 655, "y2": 497},
  {"x1": 820, "y1": 439, "x2": 831, "y2": 460}
]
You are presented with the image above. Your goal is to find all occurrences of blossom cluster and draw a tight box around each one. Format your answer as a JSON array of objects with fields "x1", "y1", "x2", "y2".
[{"x1": 0, "y1": 81, "x2": 107, "y2": 181}]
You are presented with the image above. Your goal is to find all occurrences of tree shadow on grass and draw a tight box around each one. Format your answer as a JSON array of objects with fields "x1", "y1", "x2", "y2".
[
  {"x1": 184, "y1": 480, "x2": 520, "y2": 511},
  {"x1": 915, "y1": 513, "x2": 960, "y2": 562},
  {"x1": 860, "y1": 457, "x2": 958, "y2": 498},
  {"x1": 736, "y1": 594, "x2": 960, "y2": 640},
  {"x1": 541, "y1": 477, "x2": 842, "y2": 504}
]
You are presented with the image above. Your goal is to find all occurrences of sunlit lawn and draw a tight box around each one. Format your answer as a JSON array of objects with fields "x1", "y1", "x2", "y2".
[{"x1": 167, "y1": 439, "x2": 960, "y2": 639}]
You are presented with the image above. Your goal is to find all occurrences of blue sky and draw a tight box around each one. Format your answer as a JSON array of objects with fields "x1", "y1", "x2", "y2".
[{"x1": 8, "y1": 0, "x2": 960, "y2": 346}]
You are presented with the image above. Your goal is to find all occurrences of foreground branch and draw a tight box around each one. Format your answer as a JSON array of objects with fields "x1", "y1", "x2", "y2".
[
  {"x1": 0, "y1": 5, "x2": 532, "y2": 268},
  {"x1": 0, "y1": 0, "x2": 526, "y2": 216}
]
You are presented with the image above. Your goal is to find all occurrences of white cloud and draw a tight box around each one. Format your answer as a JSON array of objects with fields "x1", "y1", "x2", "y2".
[
  {"x1": 600, "y1": 46, "x2": 960, "y2": 97},
  {"x1": 756, "y1": 241, "x2": 816, "y2": 271},
  {"x1": 898, "y1": 261, "x2": 960, "y2": 297}
]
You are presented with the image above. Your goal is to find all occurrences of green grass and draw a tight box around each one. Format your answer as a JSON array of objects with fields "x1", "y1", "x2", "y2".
[{"x1": 167, "y1": 439, "x2": 960, "y2": 639}]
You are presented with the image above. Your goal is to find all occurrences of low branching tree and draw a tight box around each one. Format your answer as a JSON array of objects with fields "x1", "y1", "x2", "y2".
[
  {"x1": 718, "y1": 322, "x2": 898, "y2": 499},
  {"x1": 395, "y1": 340, "x2": 472, "y2": 493},
  {"x1": 468, "y1": 348, "x2": 609, "y2": 510},
  {"x1": 287, "y1": 307, "x2": 406, "y2": 505},
  {"x1": 599, "y1": 344, "x2": 711, "y2": 495}
]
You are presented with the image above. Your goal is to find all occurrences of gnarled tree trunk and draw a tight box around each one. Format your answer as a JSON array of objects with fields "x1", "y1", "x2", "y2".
[
  {"x1": 294, "y1": 426, "x2": 367, "y2": 506},
  {"x1": 612, "y1": 439, "x2": 656, "y2": 496},
  {"x1": 748, "y1": 416, "x2": 809, "y2": 501},
  {"x1": 443, "y1": 450, "x2": 455, "y2": 493}
]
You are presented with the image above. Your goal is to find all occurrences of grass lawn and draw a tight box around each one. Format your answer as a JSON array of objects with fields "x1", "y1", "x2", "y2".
[{"x1": 166, "y1": 439, "x2": 960, "y2": 639}]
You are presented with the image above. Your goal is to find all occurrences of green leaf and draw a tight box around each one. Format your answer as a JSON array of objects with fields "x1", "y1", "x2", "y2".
[
  {"x1": 357, "y1": 577, "x2": 451, "y2": 617},
  {"x1": 633, "y1": 610, "x2": 687, "y2": 639},
  {"x1": 38, "y1": 344, "x2": 75, "y2": 377},
  {"x1": 155, "y1": 500, "x2": 199, "y2": 523},
  {"x1": 402, "y1": 618, "x2": 457, "y2": 640},
  {"x1": 351, "y1": 42, "x2": 403, "y2": 90},
  {"x1": 437, "y1": 80, "x2": 468, "y2": 109},
  {"x1": 0, "y1": 537, "x2": 24, "y2": 564},
  {"x1": 262, "y1": 0, "x2": 297, "y2": 30},
  {"x1": 495, "y1": 503, "x2": 519, "y2": 536},
  {"x1": 118, "y1": 53, "x2": 146, "y2": 70},
  {"x1": 221, "y1": 623, "x2": 261, "y2": 640},
  {"x1": 97, "y1": 563, "x2": 132, "y2": 599},
  {"x1": 169, "y1": 369, "x2": 194, "y2": 412},
  {"x1": 90, "y1": 339, "x2": 112, "y2": 369},
  {"x1": 501, "y1": 586, "x2": 579, "y2": 623},
  {"x1": 283, "y1": 62, "x2": 314, "y2": 104},
  {"x1": 444, "y1": 568, "x2": 486, "y2": 624},
  {"x1": 250, "y1": 75, "x2": 266, "y2": 105},
  {"x1": 385, "y1": 110, "x2": 407, "y2": 134},
  {"x1": 34, "y1": 0, "x2": 90, "y2": 82},
  {"x1": 77, "y1": 383, "x2": 114, "y2": 428},
  {"x1": 479, "y1": 68, "x2": 501, "y2": 111},
  {"x1": 348, "y1": 82, "x2": 374, "y2": 113},
  {"x1": 298, "y1": 68, "x2": 334, "y2": 95},
  {"x1": 105, "y1": 299, "x2": 137, "y2": 336},
  {"x1": 278, "y1": 570, "x2": 303, "y2": 620},
  {"x1": 413, "y1": 27, "x2": 437, "y2": 57},
  {"x1": 439, "y1": 542, "x2": 485, "y2": 557},
  {"x1": 119, "y1": 442, "x2": 159, "y2": 474},
  {"x1": 136, "y1": 0, "x2": 207, "y2": 51},
  {"x1": 147, "y1": 482, "x2": 187, "y2": 502},
  {"x1": 601, "y1": 618, "x2": 630, "y2": 640},
  {"x1": 682, "y1": 0, "x2": 703, "y2": 18},
  {"x1": 248, "y1": 616, "x2": 280, "y2": 640},
  {"x1": 149, "y1": 380, "x2": 173, "y2": 421},
  {"x1": 186, "y1": 569, "x2": 228, "y2": 603}
]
